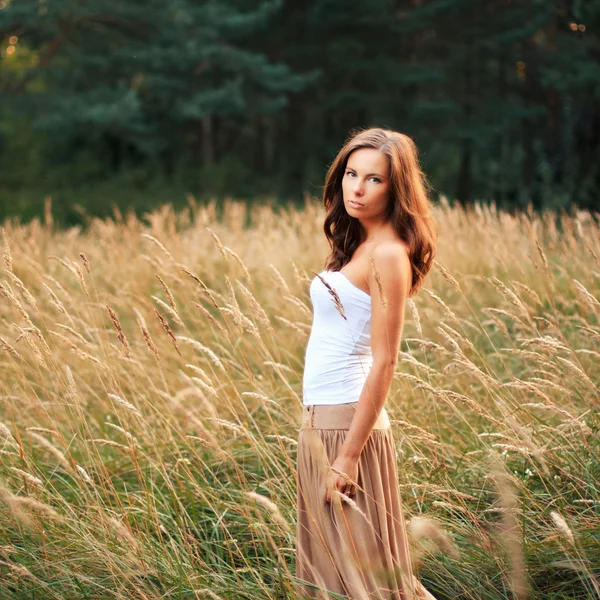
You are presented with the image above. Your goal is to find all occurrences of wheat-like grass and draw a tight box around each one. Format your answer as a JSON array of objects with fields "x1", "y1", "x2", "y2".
[{"x1": 0, "y1": 197, "x2": 597, "y2": 599}]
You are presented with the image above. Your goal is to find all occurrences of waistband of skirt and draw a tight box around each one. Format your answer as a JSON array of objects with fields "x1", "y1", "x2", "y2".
[{"x1": 300, "y1": 401, "x2": 390, "y2": 430}]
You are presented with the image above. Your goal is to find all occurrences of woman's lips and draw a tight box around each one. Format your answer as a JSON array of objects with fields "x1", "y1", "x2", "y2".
[{"x1": 348, "y1": 200, "x2": 363, "y2": 208}]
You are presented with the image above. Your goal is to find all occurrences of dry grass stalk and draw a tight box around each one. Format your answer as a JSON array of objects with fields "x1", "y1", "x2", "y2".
[
  {"x1": 181, "y1": 267, "x2": 220, "y2": 309},
  {"x1": 207, "y1": 417, "x2": 246, "y2": 435},
  {"x1": 283, "y1": 294, "x2": 312, "y2": 317},
  {"x1": 450, "y1": 356, "x2": 500, "y2": 389},
  {"x1": 407, "y1": 515, "x2": 460, "y2": 559},
  {"x1": 534, "y1": 238, "x2": 549, "y2": 271},
  {"x1": 331, "y1": 490, "x2": 369, "y2": 521},
  {"x1": 273, "y1": 315, "x2": 310, "y2": 337},
  {"x1": 19, "y1": 329, "x2": 47, "y2": 368},
  {"x1": 154, "y1": 308, "x2": 182, "y2": 356},
  {"x1": 140, "y1": 322, "x2": 160, "y2": 361},
  {"x1": 25, "y1": 427, "x2": 58, "y2": 436},
  {"x1": 555, "y1": 356, "x2": 598, "y2": 391},
  {"x1": 41, "y1": 282, "x2": 69, "y2": 317},
  {"x1": 490, "y1": 455, "x2": 529, "y2": 600},
  {"x1": 263, "y1": 360, "x2": 295, "y2": 374},
  {"x1": 224, "y1": 246, "x2": 252, "y2": 281},
  {"x1": 0, "y1": 336, "x2": 23, "y2": 361},
  {"x1": 415, "y1": 381, "x2": 506, "y2": 428},
  {"x1": 550, "y1": 510, "x2": 575, "y2": 545},
  {"x1": 90, "y1": 439, "x2": 131, "y2": 450},
  {"x1": 205, "y1": 227, "x2": 229, "y2": 261},
  {"x1": 222, "y1": 304, "x2": 260, "y2": 337},
  {"x1": 434, "y1": 260, "x2": 461, "y2": 292},
  {"x1": 190, "y1": 376, "x2": 217, "y2": 398},
  {"x1": 192, "y1": 302, "x2": 226, "y2": 335},
  {"x1": 398, "y1": 352, "x2": 439, "y2": 377},
  {"x1": 105, "y1": 514, "x2": 142, "y2": 551},
  {"x1": 9, "y1": 467, "x2": 44, "y2": 489},
  {"x1": 512, "y1": 281, "x2": 542, "y2": 307},
  {"x1": 314, "y1": 272, "x2": 346, "y2": 320},
  {"x1": 75, "y1": 464, "x2": 93, "y2": 484},
  {"x1": 236, "y1": 280, "x2": 274, "y2": 335},
  {"x1": 2, "y1": 227, "x2": 12, "y2": 273},
  {"x1": 156, "y1": 273, "x2": 178, "y2": 313},
  {"x1": 265, "y1": 434, "x2": 298, "y2": 446},
  {"x1": 407, "y1": 298, "x2": 422, "y2": 336},
  {"x1": 185, "y1": 363, "x2": 214, "y2": 386},
  {"x1": 503, "y1": 415, "x2": 550, "y2": 476},
  {"x1": 422, "y1": 288, "x2": 459, "y2": 322},
  {"x1": 73, "y1": 262, "x2": 89, "y2": 297},
  {"x1": 0, "y1": 559, "x2": 35, "y2": 579},
  {"x1": 105, "y1": 305, "x2": 130, "y2": 358},
  {"x1": 6, "y1": 272, "x2": 38, "y2": 311},
  {"x1": 269, "y1": 263, "x2": 290, "y2": 295},
  {"x1": 134, "y1": 308, "x2": 160, "y2": 361},
  {"x1": 79, "y1": 252, "x2": 91, "y2": 273},
  {"x1": 48, "y1": 330, "x2": 104, "y2": 365},
  {"x1": 518, "y1": 335, "x2": 570, "y2": 352},
  {"x1": 152, "y1": 295, "x2": 183, "y2": 326},
  {"x1": 0, "y1": 421, "x2": 13, "y2": 439},
  {"x1": 0, "y1": 282, "x2": 36, "y2": 329},
  {"x1": 370, "y1": 255, "x2": 387, "y2": 312},
  {"x1": 438, "y1": 322, "x2": 478, "y2": 354},
  {"x1": 107, "y1": 393, "x2": 142, "y2": 418},
  {"x1": 224, "y1": 275, "x2": 240, "y2": 313},
  {"x1": 489, "y1": 277, "x2": 532, "y2": 323},
  {"x1": 245, "y1": 491, "x2": 291, "y2": 531},
  {"x1": 403, "y1": 338, "x2": 449, "y2": 354},
  {"x1": 55, "y1": 324, "x2": 91, "y2": 347},
  {"x1": 141, "y1": 233, "x2": 175, "y2": 262},
  {"x1": 104, "y1": 422, "x2": 139, "y2": 446},
  {"x1": 193, "y1": 589, "x2": 223, "y2": 600},
  {"x1": 48, "y1": 255, "x2": 79, "y2": 278},
  {"x1": 572, "y1": 279, "x2": 600, "y2": 313},
  {"x1": 44, "y1": 196, "x2": 52, "y2": 227},
  {"x1": 176, "y1": 336, "x2": 224, "y2": 371},
  {"x1": 26, "y1": 431, "x2": 74, "y2": 475},
  {"x1": 10, "y1": 496, "x2": 62, "y2": 520}
]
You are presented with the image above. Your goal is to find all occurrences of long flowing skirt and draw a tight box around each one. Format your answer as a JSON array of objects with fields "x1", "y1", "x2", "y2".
[{"x1": 295, "y1": 402, "x2": 437, "y2": 600}]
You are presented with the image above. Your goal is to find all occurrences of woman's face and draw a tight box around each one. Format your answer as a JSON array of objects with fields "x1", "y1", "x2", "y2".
[{"x1": 341, "y1": 148, "x2": 391, "y2": 219}]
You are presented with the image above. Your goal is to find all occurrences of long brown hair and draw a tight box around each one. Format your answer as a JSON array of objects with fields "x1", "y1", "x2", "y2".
[{"x1": 322, "y1": 127, "x2": 438, "y2": 297}]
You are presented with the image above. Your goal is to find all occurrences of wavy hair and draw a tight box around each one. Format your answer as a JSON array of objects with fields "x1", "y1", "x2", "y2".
[{"x1": 322, "y1": 127, "x2": 438, "y2": 297}]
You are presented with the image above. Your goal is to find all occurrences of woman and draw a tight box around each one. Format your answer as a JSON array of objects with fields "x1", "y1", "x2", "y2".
[{"x1": 295, "y1": 128, "x2": 438, "y2": 600}]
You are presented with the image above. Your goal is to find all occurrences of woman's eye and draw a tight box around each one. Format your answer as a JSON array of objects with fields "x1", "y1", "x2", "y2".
[
  {"x1": 346, "y1": 171, "x2": 355, "y2": 177},
  {"x1": 370, "y1": 177, "x2": 380, "y2": 183}
]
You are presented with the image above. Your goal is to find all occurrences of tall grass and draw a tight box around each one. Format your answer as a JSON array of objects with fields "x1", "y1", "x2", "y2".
[{"x1": 0, "y1": 196, "x2": 598, "y2": 599}]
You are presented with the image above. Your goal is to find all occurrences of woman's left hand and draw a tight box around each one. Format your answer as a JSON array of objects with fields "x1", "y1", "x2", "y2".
[{"x1": 326, "y1": 454, "x2": 359, "y2": 503}]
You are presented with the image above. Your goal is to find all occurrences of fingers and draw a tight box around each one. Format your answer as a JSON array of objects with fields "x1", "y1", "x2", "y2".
[{"x1": 326, "y1": 477, "x2": 356, "y2": 503}]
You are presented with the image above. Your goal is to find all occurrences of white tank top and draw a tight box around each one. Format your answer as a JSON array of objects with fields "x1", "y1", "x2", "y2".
[{"x1": 302, "y1": 270, "x2": 373, "y2": 405}]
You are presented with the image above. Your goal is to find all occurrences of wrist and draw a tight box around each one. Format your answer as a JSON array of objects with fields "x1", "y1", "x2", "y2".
[{"x1": 339, "y1": 446, "x2": 361, "y2": 461}]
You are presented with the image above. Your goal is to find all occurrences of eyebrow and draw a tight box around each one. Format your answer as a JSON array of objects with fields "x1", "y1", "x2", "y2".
[{"x1": 346, "y1": 167, "x2": 386, "y2": 178}]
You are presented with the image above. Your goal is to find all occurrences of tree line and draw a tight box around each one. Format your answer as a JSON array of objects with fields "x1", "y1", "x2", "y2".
[{"x1": 1, "y1": 0, "x2": 598, "y2": 224}]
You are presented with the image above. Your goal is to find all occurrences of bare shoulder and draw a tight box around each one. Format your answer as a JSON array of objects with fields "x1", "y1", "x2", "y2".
[
  {"x1": 370, "y1": 241, "x2": 411, "y2": 282},
  {"x1": 360, "y1": 242, "x2": 411, "y2": 298},
  {"x1": 371, "y1": 240, "x2": 409, "y2": 263}
]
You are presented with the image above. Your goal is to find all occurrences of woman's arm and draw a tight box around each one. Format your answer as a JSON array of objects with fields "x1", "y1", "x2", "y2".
[
  {"x1": 326, "y1": 243, "x2": 411, "y2": 501},
  {"x1": 340, "y1": 242, "x2": 411, "y2": 458}
]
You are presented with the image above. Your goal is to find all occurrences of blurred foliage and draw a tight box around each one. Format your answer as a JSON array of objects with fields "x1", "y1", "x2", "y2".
[{"x1": 0, "y1": 0, "x2": 599, "y2": 225}]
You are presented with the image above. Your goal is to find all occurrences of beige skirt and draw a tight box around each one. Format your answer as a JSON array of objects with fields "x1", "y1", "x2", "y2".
[{"x1": 295, "y1": 402, "x2": 437, "y2": 600}]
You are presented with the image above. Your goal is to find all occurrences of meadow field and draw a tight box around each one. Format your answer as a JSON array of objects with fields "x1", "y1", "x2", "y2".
[{"x1": 0, "y1": 196, "x2": 598, "y2": 599}]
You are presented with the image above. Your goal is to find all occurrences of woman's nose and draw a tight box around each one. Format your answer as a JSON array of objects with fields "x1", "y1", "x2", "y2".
[{"x1": 353, "y1": 178, "x2": 364, "y2": 194}]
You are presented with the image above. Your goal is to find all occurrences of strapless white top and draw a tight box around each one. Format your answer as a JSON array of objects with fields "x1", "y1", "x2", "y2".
[{"x1": 302, "y1": 270, "x2": 373, "y2": 405}]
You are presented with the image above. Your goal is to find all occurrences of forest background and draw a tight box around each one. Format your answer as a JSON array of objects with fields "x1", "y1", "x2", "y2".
[{"x1": 1, "y1": 0, "x2": 599, "y2": 226}]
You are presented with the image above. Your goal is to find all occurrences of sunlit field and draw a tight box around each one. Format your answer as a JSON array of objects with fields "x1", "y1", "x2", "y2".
[{"x1": 0, "y1": 196, "x2": 598, "y2": 600}]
